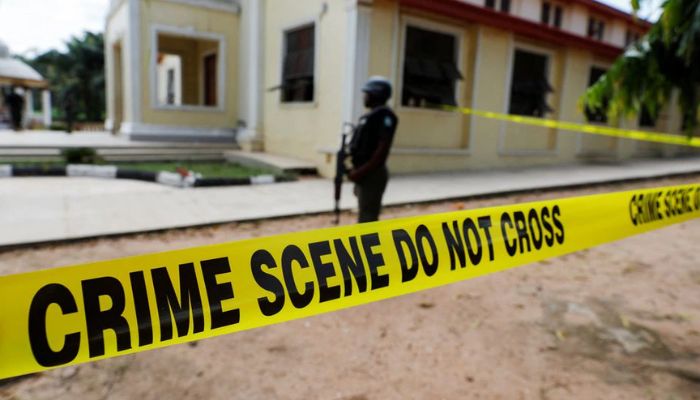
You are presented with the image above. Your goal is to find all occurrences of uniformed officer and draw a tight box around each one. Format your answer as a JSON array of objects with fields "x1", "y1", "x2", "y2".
[{"x1": 348, "y1": 76, "x2": 399, "y2": 223}]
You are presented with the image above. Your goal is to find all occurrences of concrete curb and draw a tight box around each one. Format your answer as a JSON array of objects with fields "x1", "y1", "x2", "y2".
[{"x1": 0, "y1": 164, "x2": 295, "y2": 188}]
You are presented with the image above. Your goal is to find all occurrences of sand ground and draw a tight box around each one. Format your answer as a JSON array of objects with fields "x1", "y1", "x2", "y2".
[{"x1": 1, "y1": 176, "x2": 699, "y2": 400}]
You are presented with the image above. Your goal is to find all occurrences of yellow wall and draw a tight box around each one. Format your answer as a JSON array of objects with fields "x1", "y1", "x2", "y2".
[
  {"x1": 262, "y1": 0, "x2": 350, "y2": 171},
  {"x1": 139, "y1": 0, "x2": 239, "y2": 128},
  {"x1": 354, "y1": 0, "x2": 684, "y2": 177},
  {"x1": 107, "y1": 0, "x2": 693, "y2": 176}
]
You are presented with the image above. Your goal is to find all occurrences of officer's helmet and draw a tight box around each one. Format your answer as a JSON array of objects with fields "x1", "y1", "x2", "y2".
[{"x1": 362, "y1": 76, "x2": 392, "y2": 104}]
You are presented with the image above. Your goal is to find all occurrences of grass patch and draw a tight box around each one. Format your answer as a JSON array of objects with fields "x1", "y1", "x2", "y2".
[
  {"x1": 114, "y1": 162, "x2": 279, "y2": 178},
  {"x1": 2, "y1": 160, "x2": 286, "y2": 179}
]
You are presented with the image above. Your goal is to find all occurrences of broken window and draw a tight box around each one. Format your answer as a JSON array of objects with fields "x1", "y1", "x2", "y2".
[
  {"x1": 401, "y1": 25, "x2": 463, "y2": 108},
  {"x1": 155, "y1": 33, "x2": 219, "y2": 107},
  {"x1": 281, "y1": 24, "x2": 315, "y2": 103},
  {"x1": 584, "y1": 67, "x2": 608, "y2": 123},
  {"x1": 508, "y1": 49, "x2": 553, "y2": 117}
]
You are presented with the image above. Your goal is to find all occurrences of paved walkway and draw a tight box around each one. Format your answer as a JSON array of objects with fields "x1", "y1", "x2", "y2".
[
  {"x1": 1, "y1": 158, "x2": 699, "y2": 247},
  {"x1": 0, "y1": 130, "x2": 235, "y2": 149}
]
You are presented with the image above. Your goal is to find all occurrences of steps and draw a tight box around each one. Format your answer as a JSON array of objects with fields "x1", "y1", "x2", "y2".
[{"x1": 0, "y1": 131, "x2": 239, "y2": 162}]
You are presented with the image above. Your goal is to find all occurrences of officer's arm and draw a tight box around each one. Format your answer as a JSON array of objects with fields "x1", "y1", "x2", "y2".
[{"x1": 348, "y1": 139, "x2": 391, "y2": 182}]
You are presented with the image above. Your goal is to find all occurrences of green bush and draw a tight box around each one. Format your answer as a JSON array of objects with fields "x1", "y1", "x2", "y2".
[{"x1": 62, "y1": 148, "x2": 102, "y2": 164}]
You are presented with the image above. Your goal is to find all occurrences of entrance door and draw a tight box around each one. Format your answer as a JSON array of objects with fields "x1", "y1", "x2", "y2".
[{"x1": 204, "y1": 54, "x2": 217, "y2": 106}]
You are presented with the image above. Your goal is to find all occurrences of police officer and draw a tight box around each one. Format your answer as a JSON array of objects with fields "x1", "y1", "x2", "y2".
[{"x1": 348, "y1": 76, "x2": 399, "y2": 223}]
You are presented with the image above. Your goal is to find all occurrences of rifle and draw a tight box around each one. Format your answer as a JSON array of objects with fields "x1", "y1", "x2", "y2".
[{"x1": 334, "y1": 123, "x2": 355, "y2": 225}]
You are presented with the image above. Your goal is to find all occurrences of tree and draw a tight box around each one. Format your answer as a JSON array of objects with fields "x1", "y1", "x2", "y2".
[
  {"x1": 582, "y1": 0, "x2": 700, "y2": 135},
  {"x1": 20, "y1": 31, "x2": 105, "y2": 122}
]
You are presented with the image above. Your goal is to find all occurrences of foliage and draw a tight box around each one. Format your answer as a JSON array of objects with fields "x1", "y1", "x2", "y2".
[
  {"x1": 582, "y1": 0, "x2": 700, "y2": 135},
  {"x1": 20, "y1": 32, "x2": 105, "y2": 122},
  {"x1": 61, "y1": 147, "x2": 101, "y2": 164}
]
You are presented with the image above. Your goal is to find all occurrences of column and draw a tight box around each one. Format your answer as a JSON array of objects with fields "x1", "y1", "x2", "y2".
[
  {"x1": 237, "y1": 0, "x2": 265, "y2": 151},
  {"x1": 342, "y1": 0, "x2": 372, "y2": 126},
  {"x1": 24, "y1": 89, "x2": 33, "y2": 128},
  {"x1": 42, "y1": 90, "x2": 52, "y2": 127}
]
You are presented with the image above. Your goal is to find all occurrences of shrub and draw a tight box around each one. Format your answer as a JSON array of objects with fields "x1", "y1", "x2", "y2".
[{"x1": 62, "y1": 147, "x2": 102, "y2": 164}]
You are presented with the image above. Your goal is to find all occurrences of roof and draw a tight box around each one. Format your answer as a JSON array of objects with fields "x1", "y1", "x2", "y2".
[
  {"x1": 0, "y1": 40, "x2": 47, "y2": 88},
  {"x1": 400, "y1": 0, "x2": 638, "y2": 59},
  {"x1": 573, "y1": 0, "x2": 653, "y2": 28}
]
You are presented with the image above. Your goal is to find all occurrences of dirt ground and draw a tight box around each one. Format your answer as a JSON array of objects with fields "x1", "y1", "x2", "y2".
[{"x1": 1, "y1": 175, "x2": 699, "y2": 400}]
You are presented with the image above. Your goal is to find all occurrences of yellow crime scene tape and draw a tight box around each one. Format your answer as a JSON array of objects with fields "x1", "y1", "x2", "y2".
[
  {"x1": 1, "y1": 183, "x2": 699, "y2": 379},
  {"x1": 443, "y1": 105, "x2": 700, "y2": 148}
]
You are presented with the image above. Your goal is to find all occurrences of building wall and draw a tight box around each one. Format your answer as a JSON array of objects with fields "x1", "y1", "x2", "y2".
[
  {"x1": 356, "y1": 0, "x2": 673, "y2": 176},
  {"x1": 262, "y1": 0, "x2": 350, "y2": 172},
  {"x1": 138, "y1": 0, "x2": 239, "y2": 129}
]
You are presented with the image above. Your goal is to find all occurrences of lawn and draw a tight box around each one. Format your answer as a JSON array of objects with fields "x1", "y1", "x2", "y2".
[
  {"x1": 3, "y1": 161, "x2": 282, "y2": 179},
  {"x1": 113, "y1": 161, "x2": 279, "y2": 178}
]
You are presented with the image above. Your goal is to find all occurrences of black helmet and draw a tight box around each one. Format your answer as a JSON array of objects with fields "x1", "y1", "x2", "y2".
[{"x1": 362, "y1": 76, "x2": 392, "y2": 103}]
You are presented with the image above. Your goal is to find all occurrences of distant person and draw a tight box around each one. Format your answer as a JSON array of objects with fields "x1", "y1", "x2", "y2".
[
  {"x1": 348, "y1": 76, "x2": 399, "y2": 223},
  {"x1": 5, "y1": 86, "x2": 24, "y2": 131},
  {"x1": 62, "y1": 86, "x2": 77, "y2": 133}
]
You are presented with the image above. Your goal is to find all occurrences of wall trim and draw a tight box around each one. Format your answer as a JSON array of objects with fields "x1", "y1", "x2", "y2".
[
  {"x1": 467, "y1": 26, "x2": 483, "y2": 153},
  {"x1": 161, "y1": 0, "x2": 241, "y2": 14}
]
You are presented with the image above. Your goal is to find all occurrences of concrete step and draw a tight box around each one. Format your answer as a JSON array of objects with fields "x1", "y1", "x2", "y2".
[{"x1": 224, "y1": 150, "x2": 318, "y2": 174}]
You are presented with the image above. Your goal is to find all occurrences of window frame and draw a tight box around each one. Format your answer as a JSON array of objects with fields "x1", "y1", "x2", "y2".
[
  {"x1": 396, "y1": 16, "x2": 465, "y2": 113},
  {"x1": 587, "y1": 16, "x2": 606, "y2": 41},
  {"x1": 505, "y1": 45, "x2": 554, "y2": 118},
  {"x1": 541, "y1": 1, "x2": 564, "y2": 29},
  {"x1": 500, "y1": 41, "x2": 558, "y2": 157},
  {"x1": 584, "y1": 65, "x2": 610, "y2": 124},
  {"x1": 149, "y1": 24, "x2": 226, "y2": 113},
  {"x1": 279, "y1": 20, "x2": 319, "y2": 106}
]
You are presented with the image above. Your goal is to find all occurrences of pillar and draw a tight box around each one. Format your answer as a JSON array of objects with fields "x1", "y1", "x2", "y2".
[
  {"x1": 237, "y1": 0, "x2": 265, "y2": 151},
  {"x1": 23, "y1": 89, "x2": 33, "y2": 128},
  {"x1": 42, "y1": 90, "x2": 52, "y2": 127}
]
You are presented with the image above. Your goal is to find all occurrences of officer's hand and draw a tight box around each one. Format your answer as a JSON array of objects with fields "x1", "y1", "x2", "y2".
[{"x1": 348, "y1": 169, "x2": 360, "y2": 182}]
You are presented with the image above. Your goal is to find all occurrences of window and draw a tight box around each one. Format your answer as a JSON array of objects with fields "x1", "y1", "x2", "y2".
[
  {"x1": 625, "y1": 30, "x2": 641, "y2": 47},
  {"x1": 508, "y1": 49, "x2": 553, "y2": 117},
  {"x1": 401, "y1": 25, "x2": 463, "y2": 108},
  {"x1": 587, "y1": 17, "x2": 605, "y2": 40},
  {"x1": 155, "y1": 33, "x2": 220, "y2": 108},
  {"x1": 541, "y1": 1, "x2": 563, "y2": 28},
  {"x1": 584, "y1": 67, "x2": 608, "y2": 123},
  {"x1": 485, "y1": 0, "x2": 510, "y2": 13},
  {"x1": 281, "y1": 24, "x2": 315, "y2": 103}
]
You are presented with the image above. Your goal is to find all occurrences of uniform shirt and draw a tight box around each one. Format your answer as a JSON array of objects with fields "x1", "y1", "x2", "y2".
[{"x1": 350, "y1": 106, "x2": 398, "y2": 168}]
